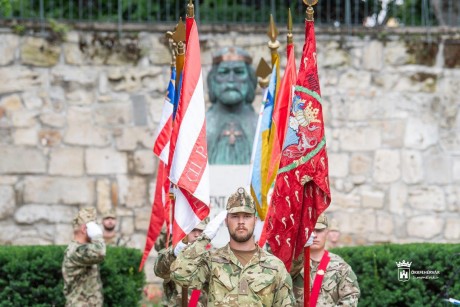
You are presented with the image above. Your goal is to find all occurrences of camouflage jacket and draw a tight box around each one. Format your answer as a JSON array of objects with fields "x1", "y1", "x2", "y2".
[
  {"x1": 171, "y1": 235, "x2": 295, "y2": 306},
  {"x1": 62, "y1": 236, "x2": 106, "y2": 307},
  {"x1": 292, "y1": 252, "x2": 360, "y2": 307},
  {"x1": 154, "y1": 246, "x2": 208, "y2": 306},
  {"x1": 104, "y1": 234, "x2": 130, "y2": 247}
]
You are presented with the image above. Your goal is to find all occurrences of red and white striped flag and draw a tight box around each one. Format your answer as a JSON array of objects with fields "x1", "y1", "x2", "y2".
[{"x1": 169, "y1": 16, "x2": 210, "y2": 245}]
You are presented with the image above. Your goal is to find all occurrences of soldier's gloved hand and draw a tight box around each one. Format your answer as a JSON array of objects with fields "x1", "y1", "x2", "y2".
[
  {"x1": 174, "y1": 241, "x2": 187, "y2": 257},
  {"x1": 304, "y1": 233, "x2": 314, "y2": 247},
  {"x1": 203, "y1": 210, "x2": 227, "y2": 240},
  {"x1": 86, "y1": 221, "x2": 103, "y2": 239}
]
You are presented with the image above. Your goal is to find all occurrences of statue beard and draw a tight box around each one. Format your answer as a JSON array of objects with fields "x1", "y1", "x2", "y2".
[
  {"x1": 229, "y1": 226, "x2": 254, "y2": 243},
  {"x1": 218, "y1": 88, "x2": 245, "y2": 106}
]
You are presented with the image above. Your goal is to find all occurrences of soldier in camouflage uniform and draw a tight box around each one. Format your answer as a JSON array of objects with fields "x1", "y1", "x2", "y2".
[
  {"x1": 171, "y1": 187, "x2": 295, "y2": 306},
  {"x1": 62, "y1": 207, "x2": 106, "y2": 307},
  {"x1": 101, "y1": 208, "x2": 130, "y2": 247},
  {"x1": 154, "y1": 220, "x2": 209, "y2": 306},
  {"x1": 154, "y1": 226, "x2": 171, "y2": 253},
  {"x1": 291, "y1": 214, "x2": 360, "y2": 306}
]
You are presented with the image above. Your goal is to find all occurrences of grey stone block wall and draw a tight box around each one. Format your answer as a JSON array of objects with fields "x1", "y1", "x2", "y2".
[{"x1": 0, "y1": 28, "x2": 459, "y2": 281}]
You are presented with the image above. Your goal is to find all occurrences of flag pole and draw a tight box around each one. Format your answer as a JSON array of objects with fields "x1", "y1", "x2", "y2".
[
  {"x1": 164, "y1": 29, "x2": 175, "y2": 250},
  {"x1": 168, "y1": 14, "x2": 187, "y2": 307},
  {"x1": 265, "y1": 14, "x2": 279, "y2": 157},
  {"x1": 303, "y1": 3, "x2": 318, "y2": 307}
]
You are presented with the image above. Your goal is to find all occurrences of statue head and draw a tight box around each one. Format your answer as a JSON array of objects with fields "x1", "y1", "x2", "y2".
[{"x1": 207, "y1": 47, "x2": 257, "y2": 107}]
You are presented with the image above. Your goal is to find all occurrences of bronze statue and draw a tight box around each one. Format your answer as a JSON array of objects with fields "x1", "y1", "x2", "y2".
[{"x1": 206, "y1": 47, "x2": 258, "y2": 165}]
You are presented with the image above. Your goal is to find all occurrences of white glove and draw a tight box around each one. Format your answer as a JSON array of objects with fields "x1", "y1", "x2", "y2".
[
  {"x1": 174, "y1": 241, "x2": 187, "y2": 257},
  {"x1": 86, "y1": 221, "x2": 103, "y2": 239},
  {"x1": 304, "y1": 233, "x2": 314, "y2": 247},
  {"x1": 203, "y1": 210, "x2": 228, "y2": 240}
]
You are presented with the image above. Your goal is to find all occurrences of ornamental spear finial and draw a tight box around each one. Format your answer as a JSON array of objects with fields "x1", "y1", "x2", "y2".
[
  {"x1": 303, "y1": 0, "x2": 318, "y2": 21},
  {"x1": 187, "y1": 0, "x2": 194, "y2": 18},
  {"x1": 287, "y1": 8, "x2": 293, "y2": 44}
]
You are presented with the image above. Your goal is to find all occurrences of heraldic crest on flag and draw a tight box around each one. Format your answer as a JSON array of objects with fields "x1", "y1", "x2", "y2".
[{"x1": 266, "y1": 18, "x2": 331, "y2": 271}]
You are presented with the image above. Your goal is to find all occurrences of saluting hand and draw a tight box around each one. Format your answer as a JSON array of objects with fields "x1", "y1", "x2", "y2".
[
  {"x1": 86, "y1": 222, "x2": 103, "y2": 240},
  {"x1": 203, "y1": 210, "x2": 228, "y2": 240}
]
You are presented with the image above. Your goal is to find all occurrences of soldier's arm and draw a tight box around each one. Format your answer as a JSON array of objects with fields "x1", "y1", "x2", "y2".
[
  {"x1": 154, "y1": 246, "x2": 175, "y2": 279},
  {"x1": 273, "y1": 266, "x2": 296, "y2": 306},
  {"x1": 336, "y1": 265, "x2": 360, "y2": 306},
  {"x1": 70, "y1": 236, "x2": 106, "y2": 266},
  {"x1": 170, "y1": 235, "x2": 211, "y2": 288}
]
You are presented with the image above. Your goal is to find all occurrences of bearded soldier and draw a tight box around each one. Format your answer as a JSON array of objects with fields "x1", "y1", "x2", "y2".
[
  {"x1": 62, "y1": 207, "x2": 106, "y2": 306},
  {"x1": 171, "y1": 187, "x2": 295, "y2": 306},
  {"x1": 101, "y1": 208, "x2": 130, "y2": 247}
]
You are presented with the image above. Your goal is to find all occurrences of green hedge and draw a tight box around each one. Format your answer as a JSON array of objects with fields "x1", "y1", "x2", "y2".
[
  {"x1": 332, "y1": 243, "x2": 460, "y2": 306},
  {"x1": 1, "y1": 243, "x2": 458, "y2": 306},
  {"x1": 0, "y1": 245, "x2": 145, "y2": 307}
]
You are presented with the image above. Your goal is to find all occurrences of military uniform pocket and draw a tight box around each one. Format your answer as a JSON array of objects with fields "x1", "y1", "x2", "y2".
[
  {"x1": 249, "y1": 274, "x2": 275, "y2": 295},
  {"x1": 211, "y1": 267, "x2": 235, "y2": 292},
  {"x1": 322, "y1": 277, "x2": 338, "y2": 291}
]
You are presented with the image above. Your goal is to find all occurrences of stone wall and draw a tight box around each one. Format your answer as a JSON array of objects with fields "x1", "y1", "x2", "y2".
[{"x1": 0, "y1": 26, "x2": 459, "y2": 268}]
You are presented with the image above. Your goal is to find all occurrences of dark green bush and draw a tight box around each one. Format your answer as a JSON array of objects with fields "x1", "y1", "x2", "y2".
[
  {"x1": 332, "y1": 243, "x2": 460, "y2": 307},
  {"x1": 0, "y1": 245, "x2": 145, "y2": 307}
]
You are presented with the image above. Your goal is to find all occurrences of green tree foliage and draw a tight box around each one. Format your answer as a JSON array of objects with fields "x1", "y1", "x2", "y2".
[
  {"x1": 333, "y1": 243, "x2": 460, "y2": 306},
  {"x1": 0, "y1": 245, "x2": 145, "y2": 307},
  {"x1": 0, "y1": 0, "x2": 12, "y2": 16}
]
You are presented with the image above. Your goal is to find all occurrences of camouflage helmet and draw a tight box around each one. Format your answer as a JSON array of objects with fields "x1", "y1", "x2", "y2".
[
  {"x1": 329, "y1": 218, "x2": 340, "y2": 232},
  {"x1": 194, "y1": 217, "x2": 209, "y2": 231},
  {"x1": 315, "y1": 213, "x2": 328, "y2": 230},
  {"x1": 73, "y1": 207, "x2": 97, "y2": 227},
  {"x1": 102, "y1": 208, "x2": 116, "y2": 219},
  {"x1": 226, "y1": 187, "x2": 256, "y2": 214}
]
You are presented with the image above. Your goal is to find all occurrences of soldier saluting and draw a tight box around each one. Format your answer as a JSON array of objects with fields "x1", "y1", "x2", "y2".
[
  {"x1": 171, "y1": 187, "x2": 295, "y2": 306},
  {"x1": 62, "y1": 207, "x2": 106, "y2": 306}
]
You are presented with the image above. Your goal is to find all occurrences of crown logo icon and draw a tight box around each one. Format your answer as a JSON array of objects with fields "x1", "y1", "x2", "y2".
[{"x1": 396, "y1": 260, "x2": 412, "y2": 268}]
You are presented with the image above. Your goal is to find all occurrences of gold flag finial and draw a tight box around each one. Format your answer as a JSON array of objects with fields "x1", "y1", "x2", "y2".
[
  {"x1": 267, "y1": 14, "x2": 279, "y2": 43},
  {"x1": 171, "y1": 17, "x2": 186, "y2": 44},
  {"x1": 303, "y1": 0, "x2": 318, "y2": 21},
  {"x1": 256, "y1": 58, "x2": 272, "y2": 88},
  {"x1": 187, "y1": 0, "x2": 194, "y2": 18},
  {"x1": 287, "y1": 8, "x2": 293, "y2": 44},
  {"x1": 266, "y1": 14, "x2": 280, "y2": 61},
  {"x1": 171, "y1": 17, "x2": 186, "y2": 56}
]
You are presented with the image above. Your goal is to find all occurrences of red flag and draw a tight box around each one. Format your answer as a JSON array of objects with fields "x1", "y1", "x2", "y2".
[
  {"x1": 139, "y1": 160, "x2": 170, "y2": 271},
  {"x1": 169, "y1": 16, "x2": 210, "y2": 246},
  {"x1": 258, "y1": 43, "x2": 297, "y2": 247},
  {"x1": 266, "y1": 20, "x2": 331, "y2": 271}
]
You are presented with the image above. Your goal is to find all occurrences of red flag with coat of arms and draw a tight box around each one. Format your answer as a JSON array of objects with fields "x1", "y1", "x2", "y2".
[{"x1": 266, "y1": 19, "x2": 331, "y2": 272}]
